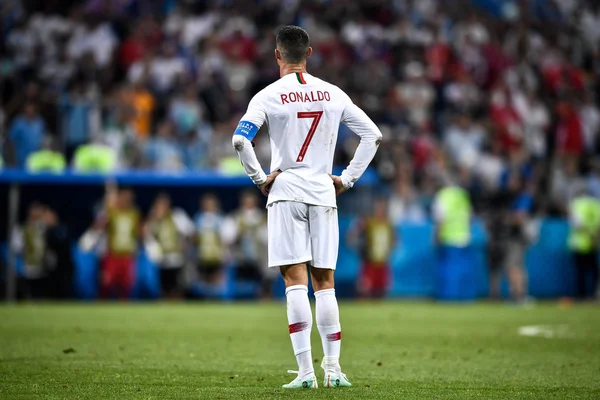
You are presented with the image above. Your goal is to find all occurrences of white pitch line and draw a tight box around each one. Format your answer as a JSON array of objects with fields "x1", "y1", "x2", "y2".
[{"x1": 518, "y1": 325, "x2": 571, "y2": 338}]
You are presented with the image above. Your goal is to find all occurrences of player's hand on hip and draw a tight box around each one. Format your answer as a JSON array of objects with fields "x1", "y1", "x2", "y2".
[
  {"x1": 329, "y1": 174, "x2": 347, "y2": 196},
  {"x1": 258, "y1": 169, "x2": 282, "y2": 196}
]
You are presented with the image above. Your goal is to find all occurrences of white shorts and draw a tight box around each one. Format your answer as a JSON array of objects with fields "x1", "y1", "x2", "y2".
[{"x1": 267, "y1": 201, "x2": 339, "y2": 270}]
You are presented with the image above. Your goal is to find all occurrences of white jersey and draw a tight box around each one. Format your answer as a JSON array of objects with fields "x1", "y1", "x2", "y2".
[{"x1": 233, "y1": 71, "x2": 382, "y2": 208}]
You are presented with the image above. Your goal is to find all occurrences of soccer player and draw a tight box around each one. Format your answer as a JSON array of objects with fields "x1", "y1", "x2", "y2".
[{"x1": 232, "y1": 26, "x2": 382, "y2": 389}]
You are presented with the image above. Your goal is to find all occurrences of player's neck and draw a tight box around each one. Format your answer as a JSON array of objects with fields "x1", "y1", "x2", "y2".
[{"x1": 280, "y1": 63, "x2": 307, "y2": 78}]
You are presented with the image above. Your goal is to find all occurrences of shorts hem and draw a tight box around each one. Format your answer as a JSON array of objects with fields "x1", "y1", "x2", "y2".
[
  {"x1": 310, "y1": 264, "x2": 336, "y2": 270},
  {"x1": 268, "y1": 256, "x2": 312, "y2": 268}
]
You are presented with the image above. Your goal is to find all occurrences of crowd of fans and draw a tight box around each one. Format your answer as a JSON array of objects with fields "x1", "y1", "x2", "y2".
[
  {"x1": 2, "y1": 0, "x2": 600, "y2": 219},
  {"x1": 2, "y1": 0, "x2": 600, "y2": 300}
]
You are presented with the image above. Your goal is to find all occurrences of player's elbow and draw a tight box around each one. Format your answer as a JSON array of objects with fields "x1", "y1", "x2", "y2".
[
  {"x1": 374, "y1": 129, "x2": 383, "y2": 143},
  {"x1": 232, "y1": 135, "x2": 248, "y2": 152},
  {"x1": 369, "y1": 129, "x2": 383, "y2": 145}
]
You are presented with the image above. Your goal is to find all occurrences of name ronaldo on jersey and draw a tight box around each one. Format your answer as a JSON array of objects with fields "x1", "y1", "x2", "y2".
[{"x1": 280, "y1": 90, "x2": 331, "y2": 104}]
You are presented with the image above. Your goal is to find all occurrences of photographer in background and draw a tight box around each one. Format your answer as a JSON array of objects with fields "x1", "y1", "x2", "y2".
[
  {"x1": 80, "y1": 183, "x2": 141, "y2": 299},
  {"x1": 485, "y1": 174, "x2": 536, "y2": 303},
  {"x1": 144, "y1": 193, "x2": 194, "y2": 299},
  {"x1": 11, "y1": 203, "x2": 48, "y2": 299},
  {"x1": 347, "y1": 197, "x2": 396, "y2": 298},
  {"x1": 194, "y1": 194, "x2": 226, "y2": 285},
  {"x1": 568, "y1": 185, "x2": 600, "y2": 300}
]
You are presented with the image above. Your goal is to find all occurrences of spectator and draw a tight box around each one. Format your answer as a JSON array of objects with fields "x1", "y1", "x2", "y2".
[
  {"x1": 194, "y1": 194, "x2": 226, "y2": 284},
  {"x1": 11, "y1": 203, "x2": 48, "y2": 299},
  {"x1": 556, "y1": 100, "x2": 584, "y2": 158},
  {"x1": 395, "y1": 61, "x2": 435, "y2": 126},
  {"x1": 512, "y1": 89, "x2": 550, "y2": 159},
  {"x1": 42, "y1": 206, "x2": 74, "y2": 299},
  {"x1": 143, "y1": 120, "x2": 185, "y2": 171},
  {"x1": 8, "y1": 103, "x2": 46, "y2": 168},
  {"x1": 490, "y1": 84, "x2": 524, "y2": 153},
  {"x1": 347, "y1": 197, "x2": 396, "y2": 298},
  {"x1": 102, "y1": 102, "x2": 139, "y2": 168},
  {"x1": 433, "y1": 184, "x2": 475, "y2": 300},
  {"x1": 26, "y1": 137, "x2": 66, "y2": 173},
  {"x1": 169, "y1": 86, "x2": 204, "y2": 137},
  {"x1": 84, "y1": 184, "x2": 141, "y2": 299},
  {"x1": 443, "y1": 113, "x2": 485, "y2": 170},
  {"x1": 73, "y1": 134, "x2": 117, "y2": 173},
  {"x1": 444, "y1": 70, "x2": 482, "y2": 115},
  {"x1": 67, "y1": 15, "x2": 117, "y2": 68},
  {"x1": 579, "y1": 94, "x2": 600, "y2": 154},
  {"x1": 6, "y1": 18, "x2": 37, "y2": 79},
  {"x1": 144, "y1": 193, "x2": 194, "y2": 299},
  {"x1": 388, "y1": 166, "x2": 427, "y2": 224},
  {"x1": 124, "y1": 80, "x2": 156, "y2": 140},
  {"x1": 568, "y1": 187, "x2": 600, "y2": 300},
  {"x1": 222, "y1": 191, "x2": 270, "y2": 297},
  {"x1": 59, "y1": 81, "x2": 98, "y2": 160},
  {"x1": 148, "y1": 42, "x2": 187, "y2": 94},
  {"x1": 39, "y1": 49, "x2": 77, "y2": 92},
  {"x1": 486, "y1": 174, "x2": 535, "y2": 302}
]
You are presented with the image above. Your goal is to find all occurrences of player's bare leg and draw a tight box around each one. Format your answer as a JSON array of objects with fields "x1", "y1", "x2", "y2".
[
  {"x1": 280, "y1": 263, "x2": 318, "y2": 389},
  {"x1": 311, "y1": 267, "x2": 352, "y2": 387}
]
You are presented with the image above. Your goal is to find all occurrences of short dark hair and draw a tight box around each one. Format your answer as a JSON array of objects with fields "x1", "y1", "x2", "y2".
[{"x1": 276, "y1": 25, "x2": 310, "y2": 63}]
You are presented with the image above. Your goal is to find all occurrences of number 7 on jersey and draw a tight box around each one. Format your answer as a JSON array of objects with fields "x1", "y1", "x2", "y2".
[{"x1": 296, "y1": 111, "x2": 323, "y2": 162}]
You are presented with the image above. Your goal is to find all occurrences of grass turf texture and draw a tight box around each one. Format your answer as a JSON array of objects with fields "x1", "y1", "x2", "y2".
[{"x1": 1, "y1": 302, "x2": 599, "y2": 399}]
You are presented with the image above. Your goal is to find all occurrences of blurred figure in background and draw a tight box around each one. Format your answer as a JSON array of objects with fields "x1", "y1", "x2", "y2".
[
  {"x1": 486, "y1": 175, "x2": 535, "y2": 302},
  {"x1": 42, "y1": 206, "x2": 74, "y2": 299},
  {"x1": 222, "y1": 191, "x2": 270, "y2": 297},
  {"x1": 194, "y1": 194, "x2": 226, "y2": 285},
  {"x1": 11, "y1": 203, "x2": 48, "y2": 299},
  {"x1": 73, "y1": 134, "x2": 118, "y2": 173},
  {"x1": 433, "y1": 184, "x2": 474, "y2": 300},
  {"x1": 59, "y1": 80, "x2": 98, "y2": 161},
  {"x1": 25, "y1": 136, "x2": 66, "y2": 173},
  {"x1": 143, "y1": 120, "x2": 185, "y2": 171},
  {"x1": 568, "y1": 187, "x2": 600, "y2": 300},
  {"x1": 7, "y1": 103, "x2": 46, "y2": 168},
  {"x1": 84, "y1": 183, "x2": 141, "y2": 299},
  {"x1": 348, "y1": 197, "x2": 395, "y2": 298},
  {"x1": 144, "y1": 193, "x2": 194, "y2": 299}
]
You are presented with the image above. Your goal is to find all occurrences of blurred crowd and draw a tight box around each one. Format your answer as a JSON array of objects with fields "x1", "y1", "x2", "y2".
[
  {"x1": 1, "y1": 0, "x2": 600, "y2": 218},
  {"x1": 2, "y1": 0, "x2": 600, "y2": 300}
]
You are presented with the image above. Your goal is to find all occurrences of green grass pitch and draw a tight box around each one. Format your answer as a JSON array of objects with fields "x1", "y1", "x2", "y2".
[{"x1": 1, "y1": 302, "x2": 599, "y2": 399}]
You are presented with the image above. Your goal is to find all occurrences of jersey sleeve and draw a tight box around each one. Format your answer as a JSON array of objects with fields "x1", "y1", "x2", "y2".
[
  {"x1": 339, "y1": 97, "x2": 383, "y2": 189},
  {"x1": 232, "y1": 93, "x2": 268, "y2": 185},
  {"x1": 234, "y1": 95, "x2": 267, "y2": 141}
]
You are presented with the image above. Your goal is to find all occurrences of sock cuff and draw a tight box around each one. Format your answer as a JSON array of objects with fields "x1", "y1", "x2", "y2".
[
  {"x1": 286, "y1": 285, "x2": 308, "y2": 295},
  {"x1": 314, "y1": 288, "x2": 335, "y2": 298}
]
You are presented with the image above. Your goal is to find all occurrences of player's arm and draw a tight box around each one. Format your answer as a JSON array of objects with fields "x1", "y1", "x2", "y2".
[
  {"x1": 231, "y1": 95, "x2": 280, "y2": 195},
  {"x1": 333, "y1": 101, "x2": 383, "y2": 195}
]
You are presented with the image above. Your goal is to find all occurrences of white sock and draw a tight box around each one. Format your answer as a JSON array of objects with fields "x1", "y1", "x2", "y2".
[
  {"x1": 315, "y1": 288, "x2": 342, "y2": 371},
  {"x1": 285, "y1": 285, "x2": 314, "y2": 377}
]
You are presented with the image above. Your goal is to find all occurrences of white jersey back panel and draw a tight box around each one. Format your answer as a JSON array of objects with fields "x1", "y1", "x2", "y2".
[{"x1": 240, "y1": 72, "x2": 351, "y2": 207}]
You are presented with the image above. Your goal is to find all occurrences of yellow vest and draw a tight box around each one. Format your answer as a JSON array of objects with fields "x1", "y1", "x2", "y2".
[
  {"x1": 26, "y1": 150, "x2": 66, "y2": 173},
  {"x1": 107, "y1": 208, "x2": 140, "y2": 255},
  {"x1": 569, "y1": 196, "x2": 600, "y2": 253},
  {"x1": 436, "y1": 187, "x2": 471, "y2": 247},
  {"x1": 150, "y1": 215, "x2": 181, "y2": 255},
  {"x1": 73, "y1": 144, "x2": 116, "y2": 173},
  {"x1": 24, "y1": 224, "x2": 45, "y2": 269},
  {"x1": 365, "y1": 219, "x2": 394, "y2": 263}
]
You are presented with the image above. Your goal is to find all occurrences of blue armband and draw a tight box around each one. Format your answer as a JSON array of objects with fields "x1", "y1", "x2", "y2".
[{"x1": 233, "y1": 121, "x2": 259, "y2": 141}]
